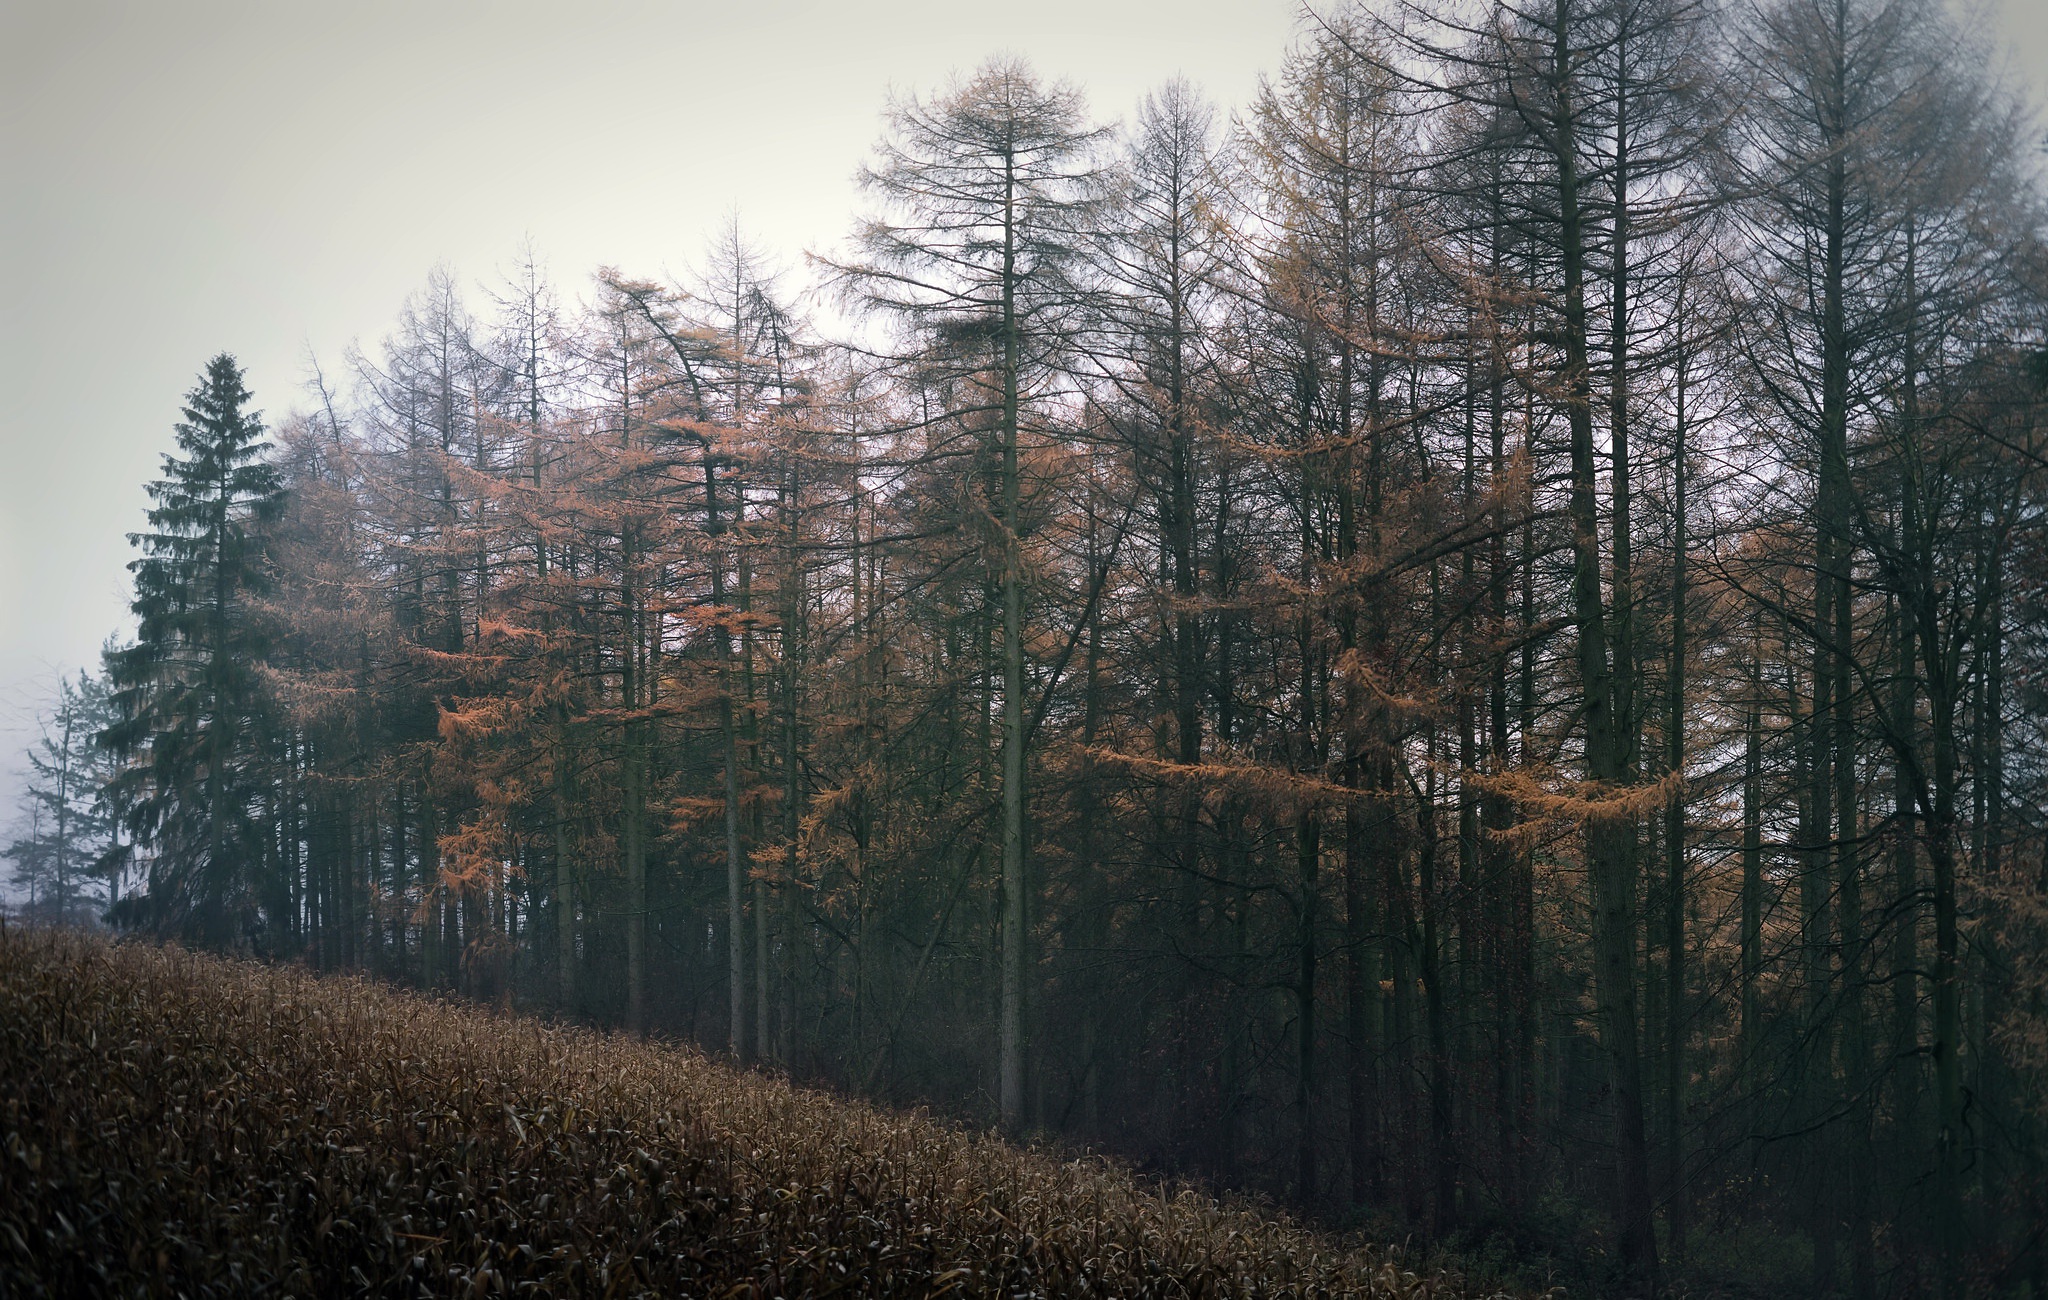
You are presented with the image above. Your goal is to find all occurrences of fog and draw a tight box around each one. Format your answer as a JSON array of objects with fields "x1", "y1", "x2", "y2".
[
  {"x1": 0, "y1": 0, "x2": 1307, "y2": 796},
  {"x1": 3, "y1": 0, "x2": 2045, "y2": 795}
]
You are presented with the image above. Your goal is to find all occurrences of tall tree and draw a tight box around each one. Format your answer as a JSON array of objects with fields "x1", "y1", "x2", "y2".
[
  {"x1": 832, "y1": 57, "x2": 1108, "y2": 1130},
  {"x1": 104, "y1": 354, "x2": 285, "y2": 943}
]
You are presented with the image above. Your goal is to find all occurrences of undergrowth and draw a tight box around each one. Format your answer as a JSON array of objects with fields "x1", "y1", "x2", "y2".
[{"x1": 0, "y1": 926, "x2": 1520, "y2": 1298}]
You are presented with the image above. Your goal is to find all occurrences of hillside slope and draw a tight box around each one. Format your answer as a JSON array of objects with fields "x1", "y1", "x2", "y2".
[{"x1": 0, "y1": 928, "x2": 1501, "y2": 1298}]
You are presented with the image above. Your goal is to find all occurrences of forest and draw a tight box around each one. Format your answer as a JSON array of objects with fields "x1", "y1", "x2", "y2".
[{"x1": 7, "y1": 0, "x2": 2047, "y2": 1294}]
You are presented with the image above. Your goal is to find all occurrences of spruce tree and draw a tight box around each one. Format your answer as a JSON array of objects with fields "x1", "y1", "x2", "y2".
[
  {"x1": 5, "y1": 668, "x2": 122, "y2": 923},
  {"x1": 103, "y1": 354, "x2": 285, "y2": 944}
]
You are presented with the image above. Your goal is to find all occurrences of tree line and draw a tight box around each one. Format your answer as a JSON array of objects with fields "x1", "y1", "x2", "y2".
[{"x1": 13, "y1": 0, "x2": 2048, "y2": 1292}]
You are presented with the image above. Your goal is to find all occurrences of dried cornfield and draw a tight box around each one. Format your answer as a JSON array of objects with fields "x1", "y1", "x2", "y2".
[{"x1": 0, "y1": 926, "x2": 1511, "y2": 1298}]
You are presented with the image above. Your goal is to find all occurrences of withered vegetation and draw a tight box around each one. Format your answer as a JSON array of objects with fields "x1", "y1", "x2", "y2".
[{"x1": 0, "y1": 927, "x2": 1503, "y2": 1298}]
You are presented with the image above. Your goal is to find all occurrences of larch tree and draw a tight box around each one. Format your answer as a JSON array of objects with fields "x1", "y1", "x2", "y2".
[
  {"x1": 830, "y1": 56, "x2": 1109, "y2": 1131},
  {"x1": 61, "y1": 12, "x2": 2048, "y2": 1292}
]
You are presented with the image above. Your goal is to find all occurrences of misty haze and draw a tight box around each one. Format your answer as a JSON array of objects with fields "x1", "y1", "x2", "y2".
[{"x1": 5, "y1": 0, "x2": 2048, "y2": 1296}]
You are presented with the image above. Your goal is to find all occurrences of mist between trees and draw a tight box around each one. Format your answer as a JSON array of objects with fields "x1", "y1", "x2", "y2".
[{"x1": 12, "y1": 1, "x2": 2048, "y2": 1295}]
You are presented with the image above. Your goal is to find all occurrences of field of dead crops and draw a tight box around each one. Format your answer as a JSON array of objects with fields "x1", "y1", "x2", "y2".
[{"x1": 0, "y1": 926, "x2": 1512, "y2": 1298}]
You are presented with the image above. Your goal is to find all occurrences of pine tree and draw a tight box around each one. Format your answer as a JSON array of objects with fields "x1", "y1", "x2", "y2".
[{"x1": 104, "y1": 354, "x2": 285, "y2": 944}]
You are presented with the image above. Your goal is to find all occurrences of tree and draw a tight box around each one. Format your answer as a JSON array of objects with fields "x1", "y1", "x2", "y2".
[
  {"x1": 831, "y1": 56, "x2": 1109, "y2": 1131},
  {"x1": 62, "y1": 17, "x2": 2048, "y2": 1291},
  {"x1": 1727, "y1": 0, "x2": 2044, "y2": 1282},
  {"x1": 104, "y1": 354, "x2": 285, "y2": 943},
  {"x1": 5, "y1": 669, "x2": 121, "y2": 924}
]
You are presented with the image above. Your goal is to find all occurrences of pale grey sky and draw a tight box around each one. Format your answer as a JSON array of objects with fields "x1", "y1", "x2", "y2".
[
  {"x1": 0, "y1": 0, "x2": 1299, "y2": 784},
  {"x1": 1, "y1": 0, "x2": 2045, "y2": 794}
]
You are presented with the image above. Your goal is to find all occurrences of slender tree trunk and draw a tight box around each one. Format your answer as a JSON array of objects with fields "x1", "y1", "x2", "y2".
[
  {"x1": 997, "y1": 153, "x2": 1029, "y2": 1131},
  {"x1": 1742, "y1": 634, "x2": 1764, "y2": 1137},
  {"x1": 1664, "y1": 351, "x2": 1689, "y2": 1264},
  {"x1": 780, "y1": 476, "x2": 807, "y2": 1068},
  {"x1": 1551, "y1": 15, "x2": 1655, "y2": 1274},
  {"x1": 1345, "y1": 793, "x2": 1375, "y2": 1209},
  {"x1": 1296, "y1": 808, "x2": 1320, "y2": 1206},
  {"x1": 1416, "y1": 761, "x2": 1455, "y2": 1230}
]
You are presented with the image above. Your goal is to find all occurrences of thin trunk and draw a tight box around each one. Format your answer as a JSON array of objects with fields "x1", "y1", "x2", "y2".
[
  {"x1": 1296, "y1": 809, "x2": 1320, "y2": 1206},
  {"x1": 1664, "y1": 351, "x2": 1689, "y2": 1264},
  {"x1": 1551, "y1": 11, "x2": 1655, "y2": 1274},
  {"x1": 997, "y1": 150, "x2": 1028, "y2": 1131}
]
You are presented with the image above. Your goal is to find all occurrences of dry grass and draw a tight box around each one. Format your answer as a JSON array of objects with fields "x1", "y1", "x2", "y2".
[{"x1": 0, "y1": 926, "x2": 1508, "y2": 1298}]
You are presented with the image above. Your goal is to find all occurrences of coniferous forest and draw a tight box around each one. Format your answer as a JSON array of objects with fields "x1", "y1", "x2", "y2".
[{"x1": 10, "y1": 1, "x2": 2048, "y2": 1293}]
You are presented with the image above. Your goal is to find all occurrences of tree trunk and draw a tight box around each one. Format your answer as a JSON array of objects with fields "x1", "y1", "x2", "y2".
[
  {"x1": 1551, "y1": 16, "x2": 1656, "y2": 1273},
  {"x1": 1296, "y1": 809, "x2": 1320, "y2": 1206},
  {"x1": 997, "y1": 152, "x2": 1029, "y2": 1132},
  {"x1": 1664, "y1": 352, "x2": 1689, "y2": 1264}
]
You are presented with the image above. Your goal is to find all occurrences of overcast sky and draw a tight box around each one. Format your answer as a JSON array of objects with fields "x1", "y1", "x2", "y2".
[{"x1": 2, "y1": 0, "x2": 2045, "y2": 801}]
